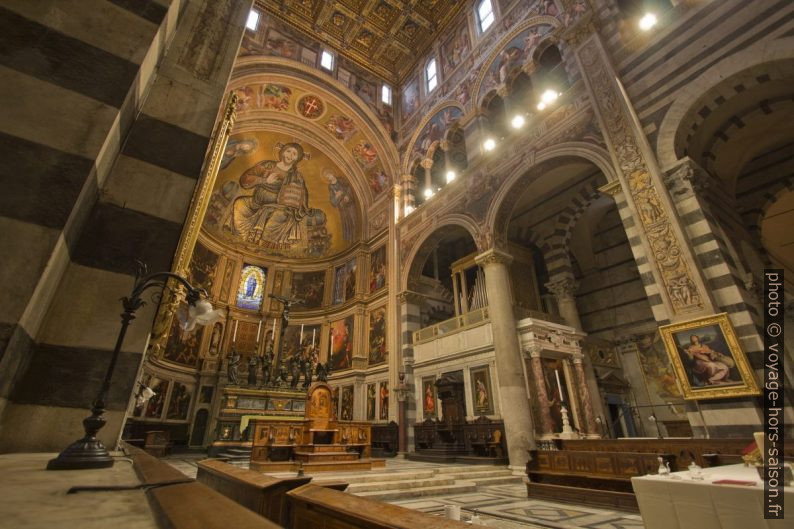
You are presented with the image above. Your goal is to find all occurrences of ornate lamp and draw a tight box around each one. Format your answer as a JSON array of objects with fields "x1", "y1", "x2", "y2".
[{"x1": 47, "y1": 262, "x2": 219, "y2": 470}]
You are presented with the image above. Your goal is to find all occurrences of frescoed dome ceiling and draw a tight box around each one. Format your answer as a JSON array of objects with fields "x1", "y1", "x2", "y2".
[{"x1": 255, "y1": 0, "x2": 468, "y2": 83}]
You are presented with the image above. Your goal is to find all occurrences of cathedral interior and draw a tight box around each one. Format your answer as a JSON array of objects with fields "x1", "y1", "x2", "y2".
[{"x1": 0, "y1": 0, "x2": 792, "y2": 527}]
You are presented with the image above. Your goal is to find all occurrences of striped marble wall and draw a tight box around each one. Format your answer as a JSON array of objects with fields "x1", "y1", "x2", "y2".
[{"x1": 0, "y1": 0, "x2": 253, "y2": 452}]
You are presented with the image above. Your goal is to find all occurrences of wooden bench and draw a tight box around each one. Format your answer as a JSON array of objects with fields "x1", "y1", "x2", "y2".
[
  {"x1": 196, "y1": 458, "x2": 350, "y2": 526},
  {"x1": 286, "y1": 484, "x2": 487, "y2": 528},
  {"x1": 123, "y1": 443, "x2": 281, "y2": 529}
]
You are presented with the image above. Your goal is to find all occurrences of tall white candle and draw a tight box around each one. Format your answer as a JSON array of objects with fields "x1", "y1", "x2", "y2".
[
  {"x1": 554, "y1": 369, "x2": 564, "y2": 401},
  {"x1": 256, "y1": 320, "x2": 262, "y2": 343},
  {"x1": 312, "y1": 328, "x2": 316, "y2": 347},
  {"x1": 272, "y1": 318, "x2": 276, "y2": 337},
  {"x1": 300, "y1": 324, "x2": 304, "y2": 344},
  {"x1": 233, "y1": 320, "x2": 239, "y2": 342}
]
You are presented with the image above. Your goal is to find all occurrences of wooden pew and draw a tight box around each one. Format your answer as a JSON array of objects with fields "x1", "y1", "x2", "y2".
[
  {"x1": 124, "y1": 443, "x2": 282, "y2": 529},
  {"x1": 286, "y1": 484, "x2": 487, "y2": 529},
  {"x1": 196, "y1": 459, "x2": 312, "y2": 526}
]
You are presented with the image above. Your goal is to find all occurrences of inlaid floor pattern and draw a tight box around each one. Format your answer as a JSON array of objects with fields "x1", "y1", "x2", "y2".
[{"x1": 165, "y1": 457, "x2": 644, "y2": 528}]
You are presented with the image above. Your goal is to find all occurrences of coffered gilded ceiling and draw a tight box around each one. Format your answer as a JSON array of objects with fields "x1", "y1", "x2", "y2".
[{"x1": 257, "y1": 0, "x2": 468, "y2": 83}]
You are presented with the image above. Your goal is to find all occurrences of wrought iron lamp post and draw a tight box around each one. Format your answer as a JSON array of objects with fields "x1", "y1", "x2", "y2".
[
  {"x1": 394, "y1": 370, "x2": 410, "y2": 458},
  {"x1": 47, "y1": 263, "x2": 212, "y2": 470}
]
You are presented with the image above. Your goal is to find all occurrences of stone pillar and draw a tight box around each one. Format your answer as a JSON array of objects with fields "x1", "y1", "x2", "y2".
[
  {"x1": 476, "y1": 249, "x2": 535, "y2": 469},
  {"x1": 401, "y1": 174, "x2": 415, "y2": 211},
  {"x1": 572, "y1": 354, "x2": 599, "y2": 438},
  {"x1": 395, "y1": 372, "x2": 408, "y2": 457},
  {"x1": 545, "y1": 274, "x2": 582, "y2": 330},
  {"x1": 397, "y1": 290, "x2": 423, "y2": 452},
  {"x1": 529, "y1": 347, "x2": 555, "y2": 436}
]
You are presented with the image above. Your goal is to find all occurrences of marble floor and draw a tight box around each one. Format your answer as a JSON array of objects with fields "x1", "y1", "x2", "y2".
[{"x1": 164, "y1": 455, "x2": 644, "y2": 529}]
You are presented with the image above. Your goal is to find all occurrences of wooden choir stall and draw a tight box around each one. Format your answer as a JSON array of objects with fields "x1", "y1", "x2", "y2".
[{"x1": 250, "y1": 382, "x2": 384, "y2": 472}]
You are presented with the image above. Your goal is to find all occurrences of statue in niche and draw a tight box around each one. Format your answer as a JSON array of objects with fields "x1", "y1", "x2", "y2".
[
  {"x1": 289, "y1": 353, "x2": 302, "y2": 389},
  {"x1": 247, "y1": 354, "x2": 259, "y2": 386},
  {"x1": 315, "y1": 360, "x2": 331, "y2": 383},
  {"x1": 261, "y1": 342, "x2": 274, "y2": 386},
  {"x1": 227, "y1": 348, "x2": 241, "y2": 386}
]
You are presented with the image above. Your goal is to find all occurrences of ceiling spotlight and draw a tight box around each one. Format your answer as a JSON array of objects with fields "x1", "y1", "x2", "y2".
[
  {"x1": 639, "y1": 12, "x2": 657, "y2": 31},
  {"x1": 511, "y1": 115, "x2": 525, "y2": 129},
  {"x1": 423, "y1": 188, "x2": 434, "y2": 198},
  {"x1": 537, "y1": 101, "x2": 546, "y2": 111},
  {"x1": 540, "y1": 89, "x2": 559, "y2": 104},
  {"x1": 446, "y1": 170, "x2": 456, "y2": 183},
  {"x1": 404, "y1": 205, "x2": 414, "y2": 215},
  {"x1": 483, "y1": 138, "x2": 496, "y2": 151}
]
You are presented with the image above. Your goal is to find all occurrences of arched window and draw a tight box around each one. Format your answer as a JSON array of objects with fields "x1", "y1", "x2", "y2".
[
  {"x1": 426, "y1": 58, "x2": 438, "y2": 92},
  {"x1": 477, "y1": 0, "x2": 495, "y2": 33}
]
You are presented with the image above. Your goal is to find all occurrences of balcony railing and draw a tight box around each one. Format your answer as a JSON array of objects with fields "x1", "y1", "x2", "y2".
[{"x1": 413, "y1": 306, "x2": 490, "y2": 344}]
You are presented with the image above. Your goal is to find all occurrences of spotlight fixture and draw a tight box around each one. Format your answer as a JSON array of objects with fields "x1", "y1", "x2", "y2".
[
  {"x1": 423, "y1": 188, "x2": 434, "y2": 198},
  {"x1": 483, "y1": 138, "x2": 496, "y2": 151},
  {"x1": 537, "y1": 102, "x2": 546, "y2": 111},
  {"x1": 446, "y1": 170, "x2": 456, "y2": 183},
  {"x1": 540, "y1": 89, "x2": 559, "y2": 104},
  {"x1": 404, "y1": 205, "x2": 414, "y2": 215},
  {"x1": 511, "y1": 115, "x2": 525, "y2": 129},
  {"x1": 639, "y1": 12, "x2": 657, "y2": 31}
]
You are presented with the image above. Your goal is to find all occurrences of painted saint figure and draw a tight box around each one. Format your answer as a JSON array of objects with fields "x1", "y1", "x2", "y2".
[
  {"x1": 226, "y1": 143, "x2": 326, "y2": 256},
  {"x1": 683, "y1": 334, "x2": 733, "y2": 385}
]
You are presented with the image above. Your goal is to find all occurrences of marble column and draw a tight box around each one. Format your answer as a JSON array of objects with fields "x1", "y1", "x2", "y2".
[
  {"x1": 401, "y1": 174, "x2": 415, "y2": 211},
  {"x1": 476, "y1": 249, "x2": 535, "y2": 469},
  {"x1": 572, "y1": 354, "x2": 599, "y2": 438},
  {"x1": 545, "y1": 274, "x2": 582, "y2": 330},
  {"x1": 529, "y1": 347, "x2": 555, "y2": 436}
]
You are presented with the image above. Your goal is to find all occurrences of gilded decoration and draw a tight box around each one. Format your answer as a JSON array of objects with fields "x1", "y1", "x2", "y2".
[
  {"x1": 659, "y1": 313, "x2": 760, "y2": 400},
  {"x1": 256, "y1": 0, "x2": 468, "y2": 82},
  {"x1": 577, "y1": 39, "x2": 704, "y2": 314}
]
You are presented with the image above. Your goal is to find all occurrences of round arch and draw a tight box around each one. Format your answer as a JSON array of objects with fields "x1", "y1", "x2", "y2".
[
  {"x1": 485, "y1": 141, "x2": 618, "y2": 240},
  {"x1": 402, "y1": 100, "x2": 466, "y2": 174},
  {"x1": 401, "y1": 214, "x2": 481, "y2": 292},
  {"x1": 655, "y1": 38, "x2": 794, "y2": 169}
]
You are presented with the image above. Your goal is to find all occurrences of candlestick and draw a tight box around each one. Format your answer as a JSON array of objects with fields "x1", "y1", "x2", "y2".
[
  {"x1": 256, "y1": 320, "x2": 262, "y2": 343},
  {"x1": 233, "y1": 320, "x2": 239, "y2": 342},
  {"x1": 555, "y1": 369, "x2": 564, "y2": 401}
]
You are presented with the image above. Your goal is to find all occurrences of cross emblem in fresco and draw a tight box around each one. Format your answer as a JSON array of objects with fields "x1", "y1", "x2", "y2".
[{"x1": 299, "y1": 95, "x2": 324, "y2": 118}]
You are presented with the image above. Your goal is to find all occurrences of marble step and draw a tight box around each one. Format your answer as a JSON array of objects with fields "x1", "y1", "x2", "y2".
[
  {"x1": 465, "y1": 475, "x2": 525, "y2": 486},
  {"x1": 353, "y1": 480, "x2": 478, "y2": 501},
  {"x1": 319, "y1": 470, "x2": 438, "y2": 484},
  {"x1": 439, "y1": 469, "x2": 516, "y2": 479},
  {"x1": 346, "y1": 476, "x2": 457, "y2": 493},
  {"x1": 432, "y1": 465, "x2": 509, "y2": 474}
]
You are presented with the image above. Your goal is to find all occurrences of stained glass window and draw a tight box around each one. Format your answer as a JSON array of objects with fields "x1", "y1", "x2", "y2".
[{"x1": 236, "y1": 265, "x2": 267, "y2": 310}]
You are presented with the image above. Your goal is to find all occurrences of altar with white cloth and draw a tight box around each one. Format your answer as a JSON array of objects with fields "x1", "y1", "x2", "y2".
[{"x1": 631, "y1": 464, "x2": 792, "y2": 529}]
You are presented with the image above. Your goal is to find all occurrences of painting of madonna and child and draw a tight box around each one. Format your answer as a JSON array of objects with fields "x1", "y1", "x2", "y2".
[
  {"x1": 203, "y1": 132, "x2": 359, "y2": 260},
  {"x1": 659, "y1": 313, "x2": 760, "y2": 400}
]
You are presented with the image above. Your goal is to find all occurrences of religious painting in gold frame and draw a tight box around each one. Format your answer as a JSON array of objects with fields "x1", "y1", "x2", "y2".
[{"x1": 659, "y1": 313, "x2": 760, "y2": 400}]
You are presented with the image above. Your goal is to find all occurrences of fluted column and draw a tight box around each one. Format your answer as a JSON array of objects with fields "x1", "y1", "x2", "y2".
[
  {"x1": 476, "y1": 249, "x2": 535, "y2": 469},
  {"x1": 545, "y1": 274, "x2": 582, "y2": 330},
  {"x1": 572, "y1": 355, "x2": 599, "y2": 438},
  {"x1": 529, "y1": 346, "x2": 555, "y2": 436}
]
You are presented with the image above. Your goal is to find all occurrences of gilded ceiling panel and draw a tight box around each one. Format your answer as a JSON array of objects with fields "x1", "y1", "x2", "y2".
[{"x1": 257, "y1": 0, "x2": 468, "y2": 82}]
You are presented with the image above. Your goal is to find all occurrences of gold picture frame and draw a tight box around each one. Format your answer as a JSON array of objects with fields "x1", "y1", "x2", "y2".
[{"x1": 659, "y1": 313, "x2": 760, "y2": 400}]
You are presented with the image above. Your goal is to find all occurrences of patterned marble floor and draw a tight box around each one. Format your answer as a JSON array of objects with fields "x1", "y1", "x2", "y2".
[{"x1": 164, "y1": 455, "x2": 644, "y2": 529}]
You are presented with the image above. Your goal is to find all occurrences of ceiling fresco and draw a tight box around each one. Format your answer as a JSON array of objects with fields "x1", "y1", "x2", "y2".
[
  {"x1": 255, "y1": 0, "x2": 468, "y2": 83},
  {"x1": 203, "y1": 130, "x2": 361, "y2": 260}
]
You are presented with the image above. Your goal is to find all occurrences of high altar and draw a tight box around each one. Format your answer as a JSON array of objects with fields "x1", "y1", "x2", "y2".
[{"x1": 249, "y1": 382, "x2": 383, "y2": 472}]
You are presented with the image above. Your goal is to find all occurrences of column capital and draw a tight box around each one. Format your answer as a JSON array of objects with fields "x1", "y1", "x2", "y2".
[
  {"x1": 545, "y1": 275, "x2": 579, "y2": 300},
  {"x1": 474, "y1": 248, "x2": 513, "y2": 267},
  {"x1": 391, "y1": 184, "x2": 402, "y2": 199},
  {"x1": 397, "y1": 290, "x2": 424, "y2": 305},
  {"x1": 597, "y1": 180, "x2": 622, "y2": 198},
  {"x1": 663, "y1": 157, "x2": 718, "y2": 199},
  {"x1": 527, "y1": 345, "x2": 543, "y2": 358}
]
